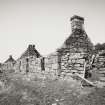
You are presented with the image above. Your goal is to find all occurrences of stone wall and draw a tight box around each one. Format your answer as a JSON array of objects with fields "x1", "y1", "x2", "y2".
[
  {"x1": 44, "y1": 52, "x2": 59, "y2": 77},
  {"x1": 15, "y1": 56, "x2": 41, "y2": 74},
  {"x1": 59, "y1": 48, "x2": 105, "y2": 83},
  {"x1": 92, "y1": 51, "x2": 105, "y2": 83},
  {"x1": 44, "y1": 48, "x2": 91, "y2": 78},
  {"x1": 59, "y1": 49, "x2": 89, "y2": 77},
  {"x1": 2, "y1": 62, "x2": 16, "y2": 74},
  {"x1": 3, "y1": 62, "x2": 15, "y2": 71},
  {"x1": 2, "y1": 55, "x2": 16, "y2": 73}
]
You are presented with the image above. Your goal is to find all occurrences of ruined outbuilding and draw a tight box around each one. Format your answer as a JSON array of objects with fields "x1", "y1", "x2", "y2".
[
  {"x1": 15, "y1": 45, "x2": 42, "y2": 74},
  {"x1": 45, "y1": 15, "x2": 94, "y2": 77},
  {"x1": 2, "y1": 55, "x2": 16, "y2": 72}
]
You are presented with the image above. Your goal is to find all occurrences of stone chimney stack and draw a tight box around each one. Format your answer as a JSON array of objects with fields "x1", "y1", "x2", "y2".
[
  {"x1": 70, "y1": 15, "x2": 84, "y2": 32},
  {"x1": 28, "y1": 44, "x2": 35, "y2": 49},
  {"x1": 9, "y1": 55, "x2": 12, "y2": 59}
]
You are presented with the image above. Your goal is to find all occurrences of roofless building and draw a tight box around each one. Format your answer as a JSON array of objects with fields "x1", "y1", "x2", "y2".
[
  {"x1": 15, "y1": 44, "x2": 43, "y2": 73},
  {"x1": 45, "y1": 15, "x2": 94, "y2": 77},
  {"x1": 3, "y1": 55, "x2": 16, "y2": 73}
]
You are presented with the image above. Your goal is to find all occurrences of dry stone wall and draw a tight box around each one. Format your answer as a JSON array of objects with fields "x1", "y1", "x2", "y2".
[
  {"x1": 92, "y1": 51, "x2": 105, "y2": 83},
  {"x1": 15, "y1": 56, "x2": 41, "y2": 74},
  {"x1": 2, "y1": 62, "x2": 15, "y2": 73},
  {"x1": 59, "y1": 50, "x2": 88, "y2": 77},
  {"x1": 44, "y1": 52, "x2": 59, "y2": 77},
  {"x1": 44, "y1": 48, "x2": 91, "y2": 78},
  {"x1": 44, "y1": 49, "x2": 105, "y2": 83}
]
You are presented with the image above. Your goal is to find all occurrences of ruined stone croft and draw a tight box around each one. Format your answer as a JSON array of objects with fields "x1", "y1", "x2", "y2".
[
  {"x1": 44, "y1": 15, "x2": 94, "y2": 78},
  {"x1": 1, "y1": 15, "x2": 105, "y2": 83}
]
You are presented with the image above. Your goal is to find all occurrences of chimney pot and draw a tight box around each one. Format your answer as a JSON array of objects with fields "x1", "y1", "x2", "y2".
[{"x1": 33, "y1": 45, "x2": 35, "y2": 48}]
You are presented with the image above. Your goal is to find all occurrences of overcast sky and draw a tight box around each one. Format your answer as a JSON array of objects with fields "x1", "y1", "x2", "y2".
[{"x1": 0, "y1": 0, "x2": 105, "y2": 62}]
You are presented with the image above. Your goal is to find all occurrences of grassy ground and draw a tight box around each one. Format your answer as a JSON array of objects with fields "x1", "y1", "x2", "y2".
[{"x1": 0, "y1": 73, "x2": 105, "y2": 105}]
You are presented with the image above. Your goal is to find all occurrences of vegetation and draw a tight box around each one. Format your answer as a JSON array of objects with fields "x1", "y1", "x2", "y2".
[
  {"x1": 95, "y1": 43, "x2": 105, "y2": 51},
  {"x1": 0, "y1": 73, "x2": 105, "y2": 105}
]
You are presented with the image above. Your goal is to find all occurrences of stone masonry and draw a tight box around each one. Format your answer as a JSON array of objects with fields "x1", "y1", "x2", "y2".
[
  {"x1": 2, "y1": 55, "x2": 16, "y2": 73},
  {"x1": 92, "y1": 51, "x2": 105, "y2": 83},
  {"x1": 15, "y1": 45, "x2": 42, "y2": 74},
  {"x1": 55, "y1": 15, "x2": 93, "y2": 77},
  {"x1": 44, "y1": 52, "x2": 59, "y2": 77}
]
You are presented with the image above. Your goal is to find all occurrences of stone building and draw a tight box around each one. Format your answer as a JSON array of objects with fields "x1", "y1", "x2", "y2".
[
  {"x1": 15, "y1": 44, "x2": 43, "y2": 74},
  {"x1": 58, "y1": 15, "x2": 94, "y2": 76},
  {"x1": 45, "y1": 15, "x2": 94, "y2": 77},
  {"x1": 2, "y1": 55, "x2": 16, "y2": 73}
]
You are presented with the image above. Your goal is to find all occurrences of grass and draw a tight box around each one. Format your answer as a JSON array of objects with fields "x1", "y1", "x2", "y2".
[{"x1": 0, "y1": 72, "x2": 105, "y2": 105}]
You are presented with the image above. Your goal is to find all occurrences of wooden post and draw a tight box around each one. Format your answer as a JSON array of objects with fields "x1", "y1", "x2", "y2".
[{"x1": 75, "y1": 73, "x2": 96, "y2": 87}]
